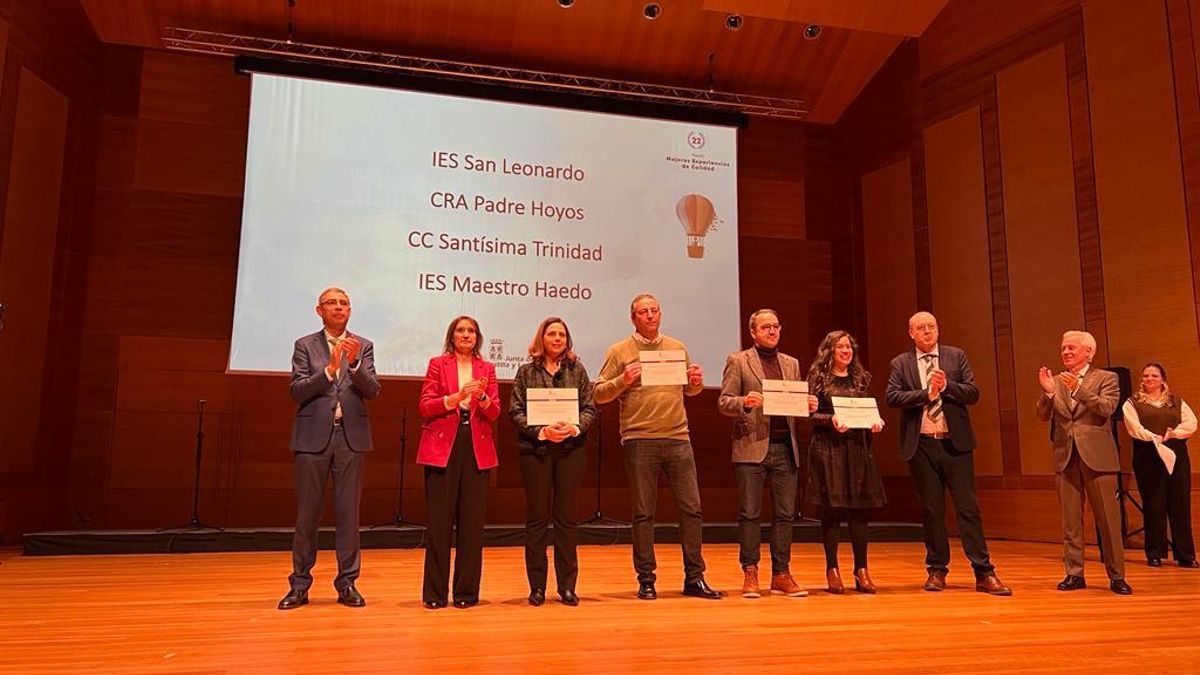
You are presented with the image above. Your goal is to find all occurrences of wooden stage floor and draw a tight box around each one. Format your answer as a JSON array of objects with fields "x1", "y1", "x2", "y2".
[{"x1": 2, "y1": 540, "x2": 1198, "y2": 674}]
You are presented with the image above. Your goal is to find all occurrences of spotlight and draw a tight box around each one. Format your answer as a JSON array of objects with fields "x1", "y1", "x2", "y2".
[
  {"x1": 725, "y1": 14, "x2": 743, "y2": 31},
  {"x1": 557, "y1": 0, "x2": 574, "y2": 7},
  {"x1": 803, "y1": 24, "x2": 822, "y2": 39},
  {"x1": 643, "y1": 3, "x2": 661, "y2": 20}
]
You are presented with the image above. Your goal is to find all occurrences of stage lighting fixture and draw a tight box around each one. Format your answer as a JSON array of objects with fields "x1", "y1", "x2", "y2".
[
  {"x1": 643, "y1": 3, "x2": 661, "y2": 20},
  {"x1": 725, "y1": 14, "x2": 743, "y2": 31},
  {"x1": 804, "y1": 24, "x2": 822, "y2": 39}
]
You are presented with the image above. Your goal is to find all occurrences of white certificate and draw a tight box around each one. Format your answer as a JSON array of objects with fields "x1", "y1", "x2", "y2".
[
  {"x1": 762, "y1": 379, "x2": 809, "y2": 417},
  {"x1": 526, "y1": 388, "x2": 580, "y2": 426},
  {"x1": 639, "y1": 349, "x2": 687, "y2": 386},
  {"x1": 831, "y1": 396, "x2": 883, "y2": 429},
  {"x1": 1154, "y1": 438, "x2": 1177, "y2": 475}
]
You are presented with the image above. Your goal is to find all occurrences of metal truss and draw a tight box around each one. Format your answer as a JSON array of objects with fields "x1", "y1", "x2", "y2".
[{"x1": 162, "y1": 27, "x2": 808, "y2": 119}]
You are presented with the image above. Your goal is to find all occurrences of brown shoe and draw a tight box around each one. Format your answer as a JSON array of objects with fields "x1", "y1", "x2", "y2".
[
  {"x1": 853, "y1": 568, "x2": 877, "y2": 594},
  {"x1": 826, "y1": 568, "x2": 845, "y2": 594},
  {"x1": 741, "y1": 565, "x2": 761, "y2": 598},
  {"x1": 975, "y1": 573, "x2": 1012, "y2": 596},
  {"x1": 923, "y1": 569, "x2": 947, "y2": 592},
  {"x1": 770, "y1": 572, "x2": 809, "y2": 597}
]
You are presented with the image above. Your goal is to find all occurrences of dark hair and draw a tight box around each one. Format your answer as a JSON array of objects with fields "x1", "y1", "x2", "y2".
[
  {"x1": 528, "y1": 316, "x2": 577, "y2": 365},
  {"x1": 807, "y1": 330, "x2": 871, "y2": 395},
  {"x1": 442, "y1": 315, "x2": 482, "y2": 358}
]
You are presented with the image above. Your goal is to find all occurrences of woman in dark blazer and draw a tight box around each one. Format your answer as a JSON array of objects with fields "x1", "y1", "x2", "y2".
[
  {"x1": 417, "y1": 315, "x2": 501, "y2": 609},
  {"x1": 508, "y1": 317, "x2": 598, "y2": 606}
]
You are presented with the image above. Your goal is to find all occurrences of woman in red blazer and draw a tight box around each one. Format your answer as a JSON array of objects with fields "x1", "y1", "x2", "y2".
[{"x1": 417, "y1": 315, "x2": 501, "y2": 609}]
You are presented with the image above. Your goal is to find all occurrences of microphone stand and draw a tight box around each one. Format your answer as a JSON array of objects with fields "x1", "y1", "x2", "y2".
[
  {"x1": 373, "y1": 406, "x2": 422, "y2": 528},
  {"x1": 583, "y1": 409, "x2": 626, "y2": 526},
  {"x1": 160, "y1": 399, "x2": 223, "y2": 532}
]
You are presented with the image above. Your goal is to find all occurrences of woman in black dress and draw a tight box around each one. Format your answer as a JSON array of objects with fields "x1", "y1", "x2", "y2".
[{"x1": 805, "y1": 330, "x2": 886, "y2": 594}]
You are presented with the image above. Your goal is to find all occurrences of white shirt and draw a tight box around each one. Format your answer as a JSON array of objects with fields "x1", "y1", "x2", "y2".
[{"x1": 1121, "y1": 398, "x2": 1197, "y2": 442}]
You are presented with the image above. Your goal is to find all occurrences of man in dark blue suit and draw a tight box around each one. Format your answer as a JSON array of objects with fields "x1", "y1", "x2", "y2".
[
  {"x1": 885, "y1": 312, "x2": 1010, "y2": 596},
  {"x1": 278, "y1": 287, "x2": 381, "y2": 610}
]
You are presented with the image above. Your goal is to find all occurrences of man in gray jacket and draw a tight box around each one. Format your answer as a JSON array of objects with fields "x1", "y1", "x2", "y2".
[{"x1": 718, "y1": 309, "x2": 815, "y2": 598}]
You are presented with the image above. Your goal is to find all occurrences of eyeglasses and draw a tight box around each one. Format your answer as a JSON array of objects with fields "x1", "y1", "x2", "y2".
[{"x1": 757, "y1": 323, "x2": 781, "y2": 332}]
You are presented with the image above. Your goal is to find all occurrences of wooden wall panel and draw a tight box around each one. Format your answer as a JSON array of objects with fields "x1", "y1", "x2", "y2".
[
  {"x1": 920, "y1": 0, "x2": 1080, "y2": 79},
  {"x1": 0, "y1": 69, "x2": 69, "y2": 473},
  {"x1": 1174, "y1": 0, "x2": 1200, "y2": 345},
  {"x1": 922, "y1": 107, "x2": 1004, "y2": 476},
  {"x1": 739, "y1": 118, "x2": 805, "y2": 239},
  {"x1": 860, "y1": 158, "x2": 918, "y2": 476},
  {"x1": 1084, "y1": 0, "x2": 1200, "y2": 399},
  {"x1": 997, "y1": 45, "x2": 1084, "y2": 476}
]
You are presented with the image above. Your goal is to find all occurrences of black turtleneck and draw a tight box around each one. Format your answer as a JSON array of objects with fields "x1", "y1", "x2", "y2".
[{"x1": 753, "y1": 344, "x2": 792, "y2": 442}]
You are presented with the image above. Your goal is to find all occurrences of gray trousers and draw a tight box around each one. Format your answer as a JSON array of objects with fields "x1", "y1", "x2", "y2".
[
  {"x1": 623, "y1": 438, "x2": 706, "y2": 584},
  {"x1": 1057, "y1": 448, "x2": 1125, "y2": 580},
  {"x1": 289, "y1": 425, "x2": 365, "y2": 592}
]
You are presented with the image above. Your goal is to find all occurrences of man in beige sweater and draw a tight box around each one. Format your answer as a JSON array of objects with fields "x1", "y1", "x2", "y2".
[{"x1": 596, "y1": 293, "x2": 723, "y2": 600}]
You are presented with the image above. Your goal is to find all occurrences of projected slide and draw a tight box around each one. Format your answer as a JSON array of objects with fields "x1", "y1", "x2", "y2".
[{"x1": 229, "y1": 74, "x2": 740, "y2": 383}]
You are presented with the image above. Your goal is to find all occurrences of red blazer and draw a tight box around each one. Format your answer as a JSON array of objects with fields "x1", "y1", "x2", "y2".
[{"x1": 416, "y1": 353, "x2": 501, "y2": 469}]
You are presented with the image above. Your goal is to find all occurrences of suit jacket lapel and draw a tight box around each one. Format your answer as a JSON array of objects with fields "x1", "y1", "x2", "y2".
[
  {"x1": 746, "y1": 349, "x2": 765, "y2": 383},
  {"x1": 906, "y1": 352, "x2": 921, "y2": 388}
]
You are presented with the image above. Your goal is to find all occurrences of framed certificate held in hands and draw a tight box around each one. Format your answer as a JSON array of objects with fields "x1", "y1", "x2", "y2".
[
  {"x1": 639, "y1": 349, "x2": 687, "y2": 386},
  {"x1": 526, "y1": 388, "x2": 580, "y2": 426},
  {"x1": 831, "y1": 396, "x2": 883, "y2": 429},
  {"x1": 762, "y1": 379, "x2": 809, "y2": 417}
]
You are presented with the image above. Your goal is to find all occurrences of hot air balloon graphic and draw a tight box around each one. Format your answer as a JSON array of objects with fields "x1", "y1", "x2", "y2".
[{"x1": 676, "y1": 193, "x2": 717, "y2": 259}]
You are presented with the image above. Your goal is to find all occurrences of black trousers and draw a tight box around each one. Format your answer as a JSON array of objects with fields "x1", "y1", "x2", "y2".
[
  {"x1": 734, "y1": 442, "x2": 797, "y2": 574},
  {"x1": 289, "y1": 425, "x2": 365, "y2": 592},
  {"x1": 1132, "y1": 442, "x2": 1195, "y2": 562},
  {"x1": 520, "y1": 447, "x2": 587, "y2": 592},
  {"x1": 907, "y1": 437, "x2": 994, "y2": 577},
  {"x1": 423, "y1": 424, "x2": 490, "y2": 604}
]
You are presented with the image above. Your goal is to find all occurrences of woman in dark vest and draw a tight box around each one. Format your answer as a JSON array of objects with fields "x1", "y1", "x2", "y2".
[{"x1": 1122, "y1": 362, "x2": 1198, "y2": 568}]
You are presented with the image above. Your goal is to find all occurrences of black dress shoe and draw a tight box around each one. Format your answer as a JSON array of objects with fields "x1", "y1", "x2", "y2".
[
  {"x1": 277, "y1": 589, "x2": 308, "y2": 610},
  {"x1": 453, "y1": 598, "x2": 478, "y2": 609},
  {"x1": 559, "y1": 589, "x2": 579, "y2": 606},
  {"x1": 1057, "y1": 575, "x2": 1086, "y2": 591},
  {"x1": 528, "y1": 588, "x2": 546, "y2": 606},
  {"x1": 337, "y1": 585, "x2": 366, "y2": 607},
  {"x1": 1179, "y1": 559, "x2": 1200, "y2": 568},
  {"x1": 424, "y1": 599, "x2": 446, "y2": 609},
  {"x1": 1147, "y1": 557, "x2": 1163, "y2": 567},
  {"x1": 637, "y1": 581, "x2": 657, "y2": 600},
  {"x1": 1110, "y1": 579, "x2": 1133, "y2": 595},
  {"x1": 682, "y1": 579, "x2": 724, "y2": 599}
]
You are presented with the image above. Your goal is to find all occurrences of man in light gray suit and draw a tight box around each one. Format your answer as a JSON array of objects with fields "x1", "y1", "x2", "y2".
[
  {"x1": 278, "y1": 287, "x2": 381, "y2": 610},
  {"x1": 718, "y1": 309, "x2": 815, "y2": 598},
  {"x1": 1036, "y1": 330, "x2": 1130, "y2": 594}
]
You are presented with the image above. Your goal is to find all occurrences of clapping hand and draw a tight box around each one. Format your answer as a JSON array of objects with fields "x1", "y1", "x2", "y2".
[
  {"x1": 1058, "y1": 371, "x2": 1079, "y2": 392},
  {"x1": 341, "y1": 336, "x2": 362, "y2": 365},
  {"x1": 1037, "y1": 367, "x2": 1056, "y2": 394}
]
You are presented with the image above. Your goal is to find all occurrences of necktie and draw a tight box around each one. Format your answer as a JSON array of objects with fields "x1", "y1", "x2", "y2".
[
  {"x1": 923, "y1": 354, "x2": 943, "y2": 421},
  {"x1": 329, "y1": 337, "x2": 344, "y2": 421}
]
